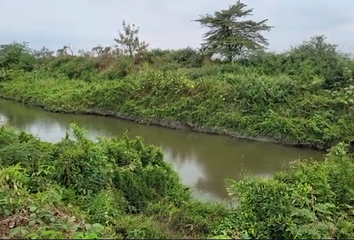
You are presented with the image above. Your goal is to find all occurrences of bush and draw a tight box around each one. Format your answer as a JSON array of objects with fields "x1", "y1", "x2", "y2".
[
  {"x1": 0, "y1": 124, "x2": 216, "y2": 239},
  {"x1": 214, "y1": 142, "x2": 354, "y2": 239},
  {"x1": 2, "y1": 66, "x2": 354, "y2": 149},
  {"x1": 2, "y1": 123, "x2": 354, "y2": 239}
]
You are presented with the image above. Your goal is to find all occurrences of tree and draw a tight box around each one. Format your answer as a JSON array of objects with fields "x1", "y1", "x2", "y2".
[
  {"x1": 193, "y1": 1, "x2": 273, "y2": 62},
  {"x1": 0, "y1": 42, "x2": 36, "y2": 73},
  {"x1": 287, "y1": 35, "x2": 353, "y2": 89},
  {"x1": 91, "y1": 45, "x2": 104, "y2": 57},
  {"x1": 114, "y1": 20, "x2": 149, "y2": 58},
  {"x1": 34, "y1": 46, "x2": 54, "y2": 66}
]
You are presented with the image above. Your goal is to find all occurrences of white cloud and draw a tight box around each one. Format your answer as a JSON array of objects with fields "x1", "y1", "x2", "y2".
[{"x1": 1, "y1": 0, "x2": 353, "y2": 53}]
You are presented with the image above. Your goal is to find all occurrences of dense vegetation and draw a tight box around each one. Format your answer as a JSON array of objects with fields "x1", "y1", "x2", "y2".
[
  {"x1": 1, "y1": 124, "x2": 354, "y2": 239},
  {"x1": 0, "y1": 123, "x2": 229, "y2": 239},
  {"x1": 1, "y1": 34, "x2": 354, "y2": 150},
  {"x1": 2, "y1": 1, "x2": 354, "y2": 238},
  {"x1": 1, "y1": 2, "x2": 353, "y2": 150}
]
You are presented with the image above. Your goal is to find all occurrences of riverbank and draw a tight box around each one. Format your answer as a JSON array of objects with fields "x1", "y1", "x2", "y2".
[
  {"x1": 0, "y1": 123, "x2": 231, "y2": 239},
  {"x1": 0, "y1": 70, "x2": 352, "y2": 151},
  {"x1": 0, "y1": 94, "x2": 300, "y2": 148},
  {"x1": 2, "y1": 123, "x2": 354, "y2": 239},
  {"x1": 0, "y1": 97, "x2": 324, "y2": 202}
]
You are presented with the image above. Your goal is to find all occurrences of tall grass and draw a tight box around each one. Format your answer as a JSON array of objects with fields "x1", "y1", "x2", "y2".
[{"x1": 1, "y1": 67, "x2": 353, "y2": 149}]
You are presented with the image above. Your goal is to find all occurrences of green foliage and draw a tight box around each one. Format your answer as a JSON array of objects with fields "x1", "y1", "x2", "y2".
[
  {"x1": 44, "y1": 56, "x2": 97, "y2": 81},
  {"x1": 213, "y1": 142, "x2": 354, "y2": 239},
  {"x1": 1, "y1": 124, "x2": 227, "y2": 239},
  {"x1": 0, "y1": 163, "x2": 107, "y2": 239},
  {"x1": 2, "y1": 55, "x2": 354, "y2": 150},
  {"x1": 2, "y1": 125, "x2": 354, "y2": 239},
  {"x1": 0, "y1": 123, "x2": 189, "y2": 212},
  {"x1": 284, "y1": 35, "x2": 352, "y2": 89},
  {"x1": 0, "y1": 42, "x2": 36, "y2": 72},
  {"x1": 99, "y1": 56, "x2": 133, "y2": 79},
  {"x1": 0, "y1": 42, "x2": 36, "y2": 82},
  {"x1": 114, "y1": 20, "x2": 149, "y2": 58},
  {"x1": 238, "y1": 35, "x2": 354, "y2": 89},
  {"x1": 147, "y1": 47, "x2": 206, "y2": 68},
  {"x1": 194, "y1": 0, "x2": 273, "y2": 61},
  {"x1": 2, "y1": 3, "x2": 354, "y2": 239}
]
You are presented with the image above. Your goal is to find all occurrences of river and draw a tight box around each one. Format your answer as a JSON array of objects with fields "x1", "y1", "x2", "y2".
[{"x1": 0, "y1": 99, "x2": 323, "y2": 201}]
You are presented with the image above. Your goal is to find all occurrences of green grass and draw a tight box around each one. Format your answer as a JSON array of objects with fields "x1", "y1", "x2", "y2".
[
  {"x1": 2, "y1": 36, "x2": 354, "y2": 239},
  {"x1": 0, "y1": 69, "x2": 353, "y2": 150}
]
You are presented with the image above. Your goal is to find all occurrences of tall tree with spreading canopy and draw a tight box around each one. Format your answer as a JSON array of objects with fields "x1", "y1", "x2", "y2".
[{"x1": 194, "y1": 1, "x2": 273, "y2": 62}]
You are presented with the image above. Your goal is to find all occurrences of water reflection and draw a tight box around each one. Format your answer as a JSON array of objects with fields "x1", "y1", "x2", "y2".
[{"x1": 0, "y1": 99, "x2": 323, "y2": 200}]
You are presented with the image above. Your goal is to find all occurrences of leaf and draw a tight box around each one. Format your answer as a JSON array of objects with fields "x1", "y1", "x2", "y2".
[
  {"x1": 26, "y1": 232, "x2": 41, "y2": 239},
  {"x1": 9, "y1": 227, "x2": 22, "y2": 238},
  {"x1": 68, "y1": 216, "x2": 76, "y2": 222},
  {"x1": 29, "y1": 206, "x2": 38, "y2": 212},
  {"x1": 84, "y1": 233, "x2": 99, "y2": 239},
  {"x1": 84, "y1": 223, "x2": 91, "y2": 230},
  {"x1": 91, "y1": 223, "x2": 103, "y2": 232},
  {"x1": 209, "y1": 235, "x2": 232, "y2": 239},
  {"x1": 28, "y1": 220, "x2": 36, "y2": 227},
  {"x1": 4, "y1": 208, "x2": 11, "y2": 216},
  {"x1": 41, "y1": 230, "x2": 57, "y2": 237}
]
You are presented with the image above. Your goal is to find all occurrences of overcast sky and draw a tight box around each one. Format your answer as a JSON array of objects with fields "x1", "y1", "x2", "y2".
[{"x1": 1, "y1": 0, "x2": 354, "y2": 53}]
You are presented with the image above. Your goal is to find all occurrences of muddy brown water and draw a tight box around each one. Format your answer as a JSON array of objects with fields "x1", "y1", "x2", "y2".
[{"x1": 0, "y1": 99, "x2": 323, "y2": 202}]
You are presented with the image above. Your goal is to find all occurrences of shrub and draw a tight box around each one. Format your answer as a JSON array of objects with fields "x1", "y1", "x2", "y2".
[{"x1": 215, "y1": 142, "x2": 354, "y2": 239}]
